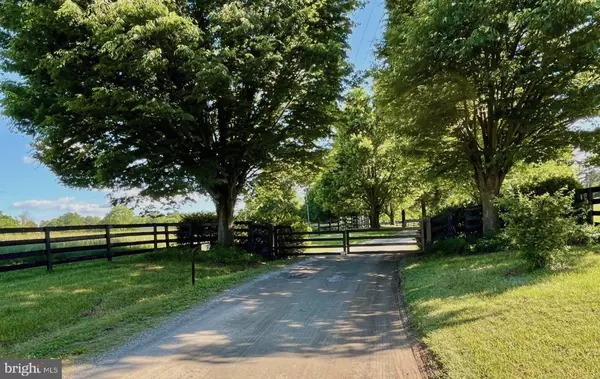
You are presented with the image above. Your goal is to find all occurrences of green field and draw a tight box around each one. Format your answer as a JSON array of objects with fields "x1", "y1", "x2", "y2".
[
  {"x1": 402, "y1": 249, "x2": 600, "y2": 378},
  {"x1": 0, "y1": 247, "x2": 292, "y2": 361}
]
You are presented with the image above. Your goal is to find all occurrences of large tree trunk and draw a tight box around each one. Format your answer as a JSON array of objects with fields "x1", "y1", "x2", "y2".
[
  {"x1": 385, "y1": 203, "x2": 395, "y2": 225},
  {"x1": 478, "y1": 176, "x2": 502, "y2": 235},
  {"x1": 369, "y1": 205, "x2": 381, "y2": 229},
  {"x1": 212, "y1": 185, "x2": 237, "y2": 247}
]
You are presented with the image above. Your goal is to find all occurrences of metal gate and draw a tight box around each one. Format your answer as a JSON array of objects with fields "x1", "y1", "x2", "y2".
[{"x1": 274, "y1": 219, "x2": 423, "y2": 256}]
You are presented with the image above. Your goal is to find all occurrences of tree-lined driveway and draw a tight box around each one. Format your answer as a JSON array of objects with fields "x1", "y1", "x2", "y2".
[{"x1": 71, "y1": 254, "x2": 427, "y2": 379}]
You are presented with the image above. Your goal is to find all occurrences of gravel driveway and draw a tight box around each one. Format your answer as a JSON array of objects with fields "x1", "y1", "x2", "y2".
[{"x1": 70, "y1": 254, "x2": 427, "y2": 379}]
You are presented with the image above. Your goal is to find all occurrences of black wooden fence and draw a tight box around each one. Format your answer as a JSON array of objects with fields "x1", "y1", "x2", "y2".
[
  {"x1": 0, "y1": 221, "x2": 276, "y2": 273},
  {"x1": 429, "y1": 205, "x2": 484, "y2": 241},
  {"x1": 428, "y1": 186, "x2": 600, "y2": 242},
  {"x1": 575, "y1": 186, "x2": 600, "y2": 224},
  {"x1": 309, "y1": 215, "x2": 370, "y2": 232}
]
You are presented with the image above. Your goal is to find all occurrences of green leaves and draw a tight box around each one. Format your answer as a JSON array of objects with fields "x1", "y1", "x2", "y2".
[
  {"x1": 0, "y1": 0, "x2": 356, "y2": 228},
  {"x1": 379, "y1": 0, "x2": 600, "y2": 232}
]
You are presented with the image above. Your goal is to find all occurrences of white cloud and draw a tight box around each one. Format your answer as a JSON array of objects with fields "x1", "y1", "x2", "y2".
[
  {"x1": 12, "y1": 197, "x2": 111, "y2": 217},
  {"x1": 23, "y1": 156, "x2": 36, "y2": 164}
]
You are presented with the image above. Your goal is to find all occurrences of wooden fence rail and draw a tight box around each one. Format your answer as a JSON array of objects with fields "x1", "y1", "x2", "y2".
[
  {"x1": 275, "y1": 224, "x2": 422, "y2": 256},
  {"x1": 0, "y1": 223, "x2": 188, "y2": 273},
  {"x1": 1, "y1": 216, "x2": 401, "y2": 273}
]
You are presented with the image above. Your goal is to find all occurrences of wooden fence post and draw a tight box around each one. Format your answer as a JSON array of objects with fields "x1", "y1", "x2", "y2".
[
  {"x1": 587, "y1": 188, "x2": 594, "y2": 224},
  {"x1": 402, "y1": 210, "x2": 406, "y2": 228},
  {"x1": 247, "y1": 224, "x2": 254, "y2": 253},
  {"x1": 273, "y1": 226, "x2": 278, "y2": 259},
  {"x1": 447, "y1": 214, "x2": 454, "y2": 238},
  {"x1": 346, "y1": 230, "x2": 351, "y2": 254},
  {"x1": 153, "y1": 224, "x2": 158, "y2": 250},
  {"x1": 420, "y1": 219, "x2": 426, "y2": 252},
  {"x1": 426, "y1": 217, "x2": 432, "y2": 245},
  {"x1": 44, "y1": 227, "x2": 52, "y2": 272},
  {"x1": 105, "y1": 225, "x2": 112, "y2": 262},
  {"x1": 191, "y1": 247, "x2": 196, "y2": 285},
  {"x1": 329, "y1": 218, "x2": 332, "y2": 231},
  {"x1": 165, "y1": 225, "x2": 170, "y2": 248},
  {"x1": 189, "y1": 223, "x2": 195, "y2": 285}
]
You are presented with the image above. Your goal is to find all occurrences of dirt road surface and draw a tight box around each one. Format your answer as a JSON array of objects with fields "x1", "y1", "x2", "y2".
[{"x1": 71, "y1": 254, "x2": 427, "y2": 379}]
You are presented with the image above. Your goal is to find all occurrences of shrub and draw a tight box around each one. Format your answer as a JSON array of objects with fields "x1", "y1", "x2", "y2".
[
  {"x1": 498, "y1": 191, "x2": 575, "y2": 268},
  {"x1": 177, "y1": 212, "x2": 218, "y2": 244},
  {"x1": 567, "y1": 224, "x2": 600, "y2": 246},
  {"x1": 195, "y1": 246, "x2": 264, "y2": 265},
  {"x1": 181, "y1": 212, "x2": 218, "y2": 224},
  {"x1": 470, "y1": 233, "x2": 511, "y2": 254},
  {"x1": 427, "y1": 237, "x2": 469, "y2": 255}
]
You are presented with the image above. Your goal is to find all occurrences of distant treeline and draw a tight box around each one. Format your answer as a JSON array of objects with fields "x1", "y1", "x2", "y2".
[{"x1": 0, "y1": 205, "x2": 183, "y2": 228}]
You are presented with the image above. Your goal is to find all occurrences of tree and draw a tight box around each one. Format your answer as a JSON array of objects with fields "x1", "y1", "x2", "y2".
[
  {"x1": 319, "y1": 88, "x2": 404, "y2": 228},
  {"x1": 237, "y1": 173, "x2": 305, "y2": 227},
  {"x1": 0, "y1": 212, "x2": 19, "y2": 228},
  {"x1": 0, "y1": 0, "x2": 356, "y2": 246},
  {"x1": 379, "y1": 0, "x2": 600, "y2": 233},
  {"x1": 102, "y1": 206, "x2": 136, "y2": 225},
  {"x1": 17, "y1": 213, "x2": 37, "y2": 227},
  {"x1": 83, "y1": 216, "x2": 102, "y2": 226},
  {"x1": 43, "y1": 212, "x2": 85, "y2": 227}
]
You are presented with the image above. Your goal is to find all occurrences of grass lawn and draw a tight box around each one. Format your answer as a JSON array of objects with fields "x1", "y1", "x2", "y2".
[
  {"x1": 0, "y1": 247, "x2": 293, "y2": 361},
  {"x1": 402, "y1": 249, "x2": 600, "y2": 378}
]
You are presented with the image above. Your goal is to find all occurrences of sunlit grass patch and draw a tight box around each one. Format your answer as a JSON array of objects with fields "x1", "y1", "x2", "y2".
[
  {"x1": 0, "y1": 247, "x2": 291, "y2": 361},
  {"x1": 402, "y1": 250, "x2": 600, "y2": 378}
]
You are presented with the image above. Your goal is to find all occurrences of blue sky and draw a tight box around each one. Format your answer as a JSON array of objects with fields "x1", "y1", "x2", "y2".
[{"x1": 0, "y1": 0, "x2": 386, "y2": 223}]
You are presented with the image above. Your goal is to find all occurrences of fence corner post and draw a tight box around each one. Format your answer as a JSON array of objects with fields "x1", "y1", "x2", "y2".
[
  {"x1": 105, "y1": 224, "x2": 112, "y2": 262},
  {"x1": 44, "y1": 227, "x2": 52, "y2": 272}
]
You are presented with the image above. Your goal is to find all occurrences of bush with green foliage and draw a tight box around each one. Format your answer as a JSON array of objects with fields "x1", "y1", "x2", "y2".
[
  {"x1": 503, "y1": 157, "x2": 582, "y2": 197},
  {"x1": 427, "y1": 233, "x2": 511, "y2": 256},
  {"x1": 177, "y1": 212, "x2": 219, "y2": 243},
  {"x1": 181, "y1": 212, "x2": 218, "y2": 225},
  {"x1": 498, "y1": 191, "x2": 576, "y2": 268},
  {"x1": 567, "y1": 224, "x2": 600, "y2": 246},
  {"x1": 427, "y1": 237, "x2": 469, "y2": 256},
  {"x1": 195, "y1": 246, "x2": 264, "y2": 266}
]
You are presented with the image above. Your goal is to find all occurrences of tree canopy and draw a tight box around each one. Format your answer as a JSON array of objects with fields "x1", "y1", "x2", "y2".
[
  {"x1": 0, "y1": 212, "x2": 20, "y2": 228},
  {"x1": 378, "y1": 0, "x2": 600, "y2": 233},
  {"x1": 41, "y1": 212, "x2": 85, "y2": 227},
  {"x1": 315, "y1": 87, "x2": 409, "y2": 227},
  {"x1": 0, "y1": 0, "x2": 356, "y2": 246}
]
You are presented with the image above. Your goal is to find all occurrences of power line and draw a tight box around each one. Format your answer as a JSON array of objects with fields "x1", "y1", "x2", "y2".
[
  {"x1": 353, "y1": 0, "x2": 377, "y2": 63},
  {"x1": 360, "y1": 11, "x2": 386, "y2": 69}
]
